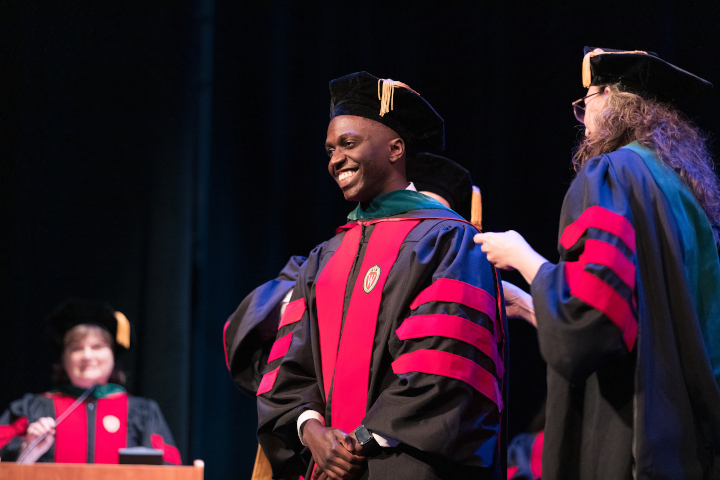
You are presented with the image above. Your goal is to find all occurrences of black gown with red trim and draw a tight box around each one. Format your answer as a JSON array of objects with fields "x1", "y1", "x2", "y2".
[
  {"x1": 257, "y1": 206, "x2": 507, "y2": 480},
  {"x1": 0, "y1": 387, "x2": 181, "y2": 465},
  {"x1": 532, "y1": 144, "x2": 720, "y2": 479},
  {"x1": 224, "y1": 255, "x2": 307, "y2": 396}
]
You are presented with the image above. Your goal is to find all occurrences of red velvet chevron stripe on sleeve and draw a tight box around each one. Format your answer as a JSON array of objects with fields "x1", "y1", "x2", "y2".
[
  {"x1": 409, "y1": 278, "x2": 500, "y2": 341},
  {"x1": 267, "y1": 332, "x2": 293, "y2": 363},
  {"x1": 396, "y1": 314, "x2": 504, "y2": 377},
  {"x1": 278, "y1": 298, "x2": 306, "y2": 329},
  {"x1": 150, "y1": 433, "x2": 182, "y2": 465},
  {"x1": 0, "y1": 416, "x2": 28, "y2": 450},
  {"x1": 256, "y1": 367, "x2": 280, "y2": 396},
  {"x1": 560, "y1": 206, "x2": 636, "y2": 252},
  {"x1": 565, "y1": 262, "x2": 637, "y2": 350},
  {"x1": 580, "y1": 239, "x2": 636, "y2": 290},
  {"x1": 392, "y1": 349, "x2": 503, "y2": 411},
  {"x1": 223, "y1": 319, "x2": 231, "y2": 370}
]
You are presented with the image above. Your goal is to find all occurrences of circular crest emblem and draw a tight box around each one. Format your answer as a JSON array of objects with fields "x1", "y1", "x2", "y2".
[
  {"x1": 102, "y1": 414, "x2": 121, "y2": 434},
  {"x1": 363, "y1": 265, "x2": 381, "y2": 294}
]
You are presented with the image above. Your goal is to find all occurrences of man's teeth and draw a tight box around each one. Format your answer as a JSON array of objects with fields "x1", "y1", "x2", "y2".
[{"x1": 339, "y1": 171, "x2": 356, "y2": 181}]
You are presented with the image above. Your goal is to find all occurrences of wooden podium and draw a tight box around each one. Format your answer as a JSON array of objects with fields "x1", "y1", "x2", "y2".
[{"x1": 0, "y1": 460, "x2": 204, "y2": 480}]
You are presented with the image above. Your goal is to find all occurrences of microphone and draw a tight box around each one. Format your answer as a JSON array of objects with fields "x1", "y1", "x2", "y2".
[{"x1": 17, "y1": 384, "x2": 98, "y2": 464}]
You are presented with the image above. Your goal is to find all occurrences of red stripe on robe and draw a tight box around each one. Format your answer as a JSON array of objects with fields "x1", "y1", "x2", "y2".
[
  {"x1": 223, "y1": 319, "x2": 231, "y2": 370},
  {"x1": 331, "y1": 220, "x2": 420, "y2": 432},
  {"x1": 392, "y1": 349, "x2": 503, "y2": 411},
  {"x1": 278, "y1": 298, "x2": 307, "y2": 329},
  {"x1": 396, "y1": 314, "x2": 504, "y2": 377},
  {"x1": 151, "y1": 433, "x2": 182, "y2": 465},
  {"x1": 0, "y1": 416, "x2": 28, "y2": 449},
  {"x1": 565, "y1": 262, "x2": 637, "y2": 350},
  {"x1": 267, "y1": 332, "x2": 293, "y2": 363},
  {"x1": 94, "y1": 393, "x2": 128, "y2": 464},
  {"x1": 256, "y1": 367, "x2": 280, "y2": 396},
  {"x1": 580, "y1": 239, "x2": 636, "y2": 290},
  {"x1": 315, "y1": 225, "x2": 362, "y2": 400},
  {"x1": 53, "y1": 395, "x2": 87, "y2": 463},
  {"x1": 531, "y1": 430, "x2": 544, "y2": 479},
  {"x1": 410, "y1": 278, "x2": 500, "y2": 341},
  {"x1": 560, "y1": 206, "x2": 636, "y2": 253}
]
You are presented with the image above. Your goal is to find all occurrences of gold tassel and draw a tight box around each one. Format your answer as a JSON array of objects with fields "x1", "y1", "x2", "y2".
[
  {"x1": 115, "y1": 311, "x2": 131, "y2": 349},
  {"x1": 582, "y1": 49, "x2": 649, "y2": 88},
  {"x1": 470, "y1": 185, "x2": 482, "y2": 231},
  {"x1": 377, "y1": 79, "x2": 420, "y2": 117}
]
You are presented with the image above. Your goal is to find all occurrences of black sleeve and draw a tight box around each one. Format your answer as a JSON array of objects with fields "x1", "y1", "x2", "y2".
[{"x1": 128, "y1": 396, "x2": 182, "y2": 465}]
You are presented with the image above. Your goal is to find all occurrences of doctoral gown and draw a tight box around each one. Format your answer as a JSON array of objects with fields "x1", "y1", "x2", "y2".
[
  {"x1": 257, "y1": 190, "x2": 507, "y2": 480},
  {"x1": 0, "y1": 384, "x2": 180, "y2": 464},
  {"x1": 532, "y1": 142, "x2": 720, "y2": 479}
]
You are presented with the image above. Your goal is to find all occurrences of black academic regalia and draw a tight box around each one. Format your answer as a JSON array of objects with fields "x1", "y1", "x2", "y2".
[
  {"x1": 0, "y1": 389, "x2": 180, "y2": 464},
  {"x1": 257, "y1": 208, "x2": 507, "y2": 480},
  {"x1": 532, "y1": 144, "x2": 720, "y2": 479},
  {"x1": 224, "y1": 255, "x2": 307, "y2": 396}
]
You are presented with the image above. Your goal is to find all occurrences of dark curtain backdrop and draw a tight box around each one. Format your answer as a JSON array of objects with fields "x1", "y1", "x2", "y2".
[{"x1": 1, "y1": 1, "x2": 719, "y2": 479}]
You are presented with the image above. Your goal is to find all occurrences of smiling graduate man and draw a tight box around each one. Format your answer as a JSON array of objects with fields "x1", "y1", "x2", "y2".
[{"x1": 256, "y1": 72, "x2": 507, "y2": 480}]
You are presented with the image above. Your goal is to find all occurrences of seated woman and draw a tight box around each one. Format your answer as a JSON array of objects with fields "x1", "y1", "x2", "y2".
[{"x1": 0, "y1": 298, "x2": 181, "y2": 465}]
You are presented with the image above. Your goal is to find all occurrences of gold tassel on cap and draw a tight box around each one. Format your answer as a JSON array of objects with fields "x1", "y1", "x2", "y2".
[
  {"x1": 582, "y1": 48, "x2": 605, "y2": 88},
  {"x1": 470, "y1": 185, "x2": 482, "y2": 231},
  {"x1": 377, "y1": 79, "x2": 420, "y2": 117},
  {"x1": 582, "y1": 48, "x2": 649, "y2": 88},
  {"x1": 114, "y1": 311, "x2": 131, "y2": 349}
]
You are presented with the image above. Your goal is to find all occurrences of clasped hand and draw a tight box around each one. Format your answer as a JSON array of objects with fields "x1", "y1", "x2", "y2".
[{"x1": 302, "y1": 419, "x2": 366, "y2": 480}]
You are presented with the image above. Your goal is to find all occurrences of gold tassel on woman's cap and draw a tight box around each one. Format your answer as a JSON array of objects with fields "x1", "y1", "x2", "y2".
[
  {"x1": 377, "y1": 79, "x2": 420, "y2": 117},
  {"x1": 114, "y1": 311, "x2": 131, "y2": 349}
]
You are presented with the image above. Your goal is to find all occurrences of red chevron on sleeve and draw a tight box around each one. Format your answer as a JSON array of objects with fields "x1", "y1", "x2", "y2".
[
  {"x1": 580, "y1": 239, "x2": 636, "y2": 291},
  {"x1": 565, "y1": 262, "x2": 637, "y2": 350},
  {"x1": 410, "y1": 278, "x2": 500, "y2": 341},
  {"x1": 392, "y1": 349, "x2": 503, "y2": 411},
  {"x1": 256, "y1": 367, "x2": 280, "y2": 396},
  {"x1": 278, "y1": 298, "x2": 306, "y2": 329},
  {"x1": 396, "y1": 314, "x2": 504, "y2": 377},
  {"x1": 223, "y1": 319, "x2": 231, "y2": 370},
  {"x1": 561, "y1": 206, "x2": 636, "y2": 253},
  {"x1": 267, "y1": 332, "x2": 293, "y2": 363},
  {"x1": 0, "y1": 416, "x2": 28, "y2": 450},
  {"x1": 150, "y1": 433, "x2": 181, "y2": 465}
]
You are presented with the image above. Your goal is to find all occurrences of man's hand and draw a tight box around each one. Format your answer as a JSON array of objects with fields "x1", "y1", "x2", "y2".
[{"x1": 303, "y1": 419, "x2": 365, "y2": 480}]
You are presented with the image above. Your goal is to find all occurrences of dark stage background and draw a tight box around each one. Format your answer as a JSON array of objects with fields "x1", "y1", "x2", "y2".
[{"x1": 2, "y1": 1, "x2": 719, "y2": 478}]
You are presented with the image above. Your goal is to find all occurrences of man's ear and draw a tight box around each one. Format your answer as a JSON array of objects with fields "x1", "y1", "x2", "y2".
[{"x1": 388, "y1": 137, "x2": 405, "y2": 164}]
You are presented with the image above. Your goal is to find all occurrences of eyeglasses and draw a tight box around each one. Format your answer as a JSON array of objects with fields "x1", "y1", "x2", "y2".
[{"x1": 571, "y1": 91, "x2": 603, "y2": 124}]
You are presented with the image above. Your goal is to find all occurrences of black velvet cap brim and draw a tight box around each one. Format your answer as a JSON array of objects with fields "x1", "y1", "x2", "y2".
[
  {"x1": 585, "y1": 46, "x2": 712, "y2": 117},
  {"x1": 407, "y1": 152, "x2": 473, "y2": 221},
  {"x1": 329, "y1": 71, "x2": 445, "y2": 152},
  {"x1": 47, "y1": 298, "x2": 129, "y2": 353}
]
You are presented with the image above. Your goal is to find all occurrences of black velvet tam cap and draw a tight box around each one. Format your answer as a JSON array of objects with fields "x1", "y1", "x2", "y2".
[
  {"x1": 582, "y1": 46, "x2": 712, "y2": 115},
  {"x1": 329, "y1": 71, "x2": 445, "y2": 152},
  {"x1": 47, "y1": 298, "x2": 131, "y2": 352},
  {"x1": 407, "y1": 152, "x2": 473, "y2": 220}
]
